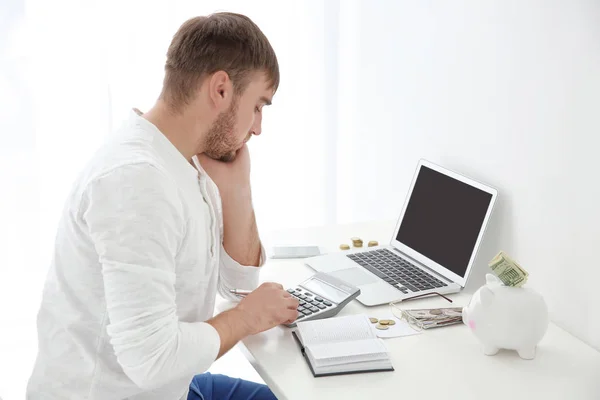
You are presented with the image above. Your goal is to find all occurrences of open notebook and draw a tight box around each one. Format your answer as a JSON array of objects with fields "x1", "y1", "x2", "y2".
[{"x1": 292, "y1": 314, "x2": 394, "y2": 377}]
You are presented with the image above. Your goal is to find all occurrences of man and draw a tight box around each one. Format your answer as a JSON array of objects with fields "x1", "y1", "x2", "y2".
[{"x1": 27, "y1": 12, "x2": 298, "y2": 399}]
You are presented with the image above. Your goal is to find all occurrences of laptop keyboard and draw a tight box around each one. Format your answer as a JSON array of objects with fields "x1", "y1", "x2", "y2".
[{"x1": 347, "y1": 249, "x2": 447, "y2": 294}]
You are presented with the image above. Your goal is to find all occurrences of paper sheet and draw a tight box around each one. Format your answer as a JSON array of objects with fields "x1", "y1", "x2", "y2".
[
  {"x1": 371, "y1": 316, "x2": 421, "y2": 338},
  {"x1": 308, "y1": 338, "x2": 389, "y2": 365},
  {"x1": 296, "y1": 314, "x2": 374, "y2": 346}
]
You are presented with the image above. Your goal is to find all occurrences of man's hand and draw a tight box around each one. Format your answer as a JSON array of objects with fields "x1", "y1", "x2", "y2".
[
  {"x1": 236, "y1": 282, "x2": 300, "y2": 335},
  {"x1": 197, "y1": 144, "x2": 261, "y2": 266},
  {"x1": 197, "y1": 144, "x2": 251, "y2": 196},
  {"x1": 206, "y1": 282, "x2": 299, "y2": 358}
]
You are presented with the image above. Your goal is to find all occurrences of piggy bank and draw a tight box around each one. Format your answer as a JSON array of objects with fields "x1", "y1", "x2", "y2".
[{"x1": 462, "y1": 274, "x2": 548, "y2": 359}]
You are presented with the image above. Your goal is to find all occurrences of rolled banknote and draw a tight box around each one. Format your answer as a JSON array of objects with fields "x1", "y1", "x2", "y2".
[{"x1": 488, "y1": 251, "x2": 529, "y2": 287}]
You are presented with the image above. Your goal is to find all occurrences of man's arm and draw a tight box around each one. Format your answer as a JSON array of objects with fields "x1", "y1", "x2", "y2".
[
  {"x1": 83, "y1": 164, "x2": 222, "y2": 390},
  {"x1": 207, "y1": 282, "x2": 299, "y2": 358},
  {"x1": 197, "y1": 145, "x2": 262, "y2": 267},
  {"x1": 84, "y1": 163, "x2": 296, "y2": 389},
  {"x1": 221, "y1": 186, "x2": 261, "y2": 266}
]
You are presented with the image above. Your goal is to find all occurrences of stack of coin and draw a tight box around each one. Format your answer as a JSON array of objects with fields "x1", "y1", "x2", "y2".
[
  {"x1": 369, "y1": 317, "x2": 396, "y2": 330},
  {"x1": 368, "y1": 240, "x2": 378, "y2": 247},
  {"x1": 351, "y1": 237, "x2": 363, "y2": 247},
  {"x1": 339, "y1": 244, "x2": 350, "y2": 250}
]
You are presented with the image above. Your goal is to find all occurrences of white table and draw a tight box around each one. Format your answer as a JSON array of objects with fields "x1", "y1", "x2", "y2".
[{"x1": 232, "y1": 221, "x2": 600, "y2": 399}]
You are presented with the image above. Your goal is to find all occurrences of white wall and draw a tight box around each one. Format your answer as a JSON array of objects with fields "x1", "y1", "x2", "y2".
[{"x1": 337, "y1": 0, "x2": 600, "y2": 349}]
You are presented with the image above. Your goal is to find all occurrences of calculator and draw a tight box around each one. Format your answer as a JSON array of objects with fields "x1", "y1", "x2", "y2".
[{"x1": 284, "y1": 272, "x2": 361, "y2": 327}]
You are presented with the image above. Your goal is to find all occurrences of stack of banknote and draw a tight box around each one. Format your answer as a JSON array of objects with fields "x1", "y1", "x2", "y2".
[
  {"x1": 488, "y1": 251, "x2": 529, "y2": 287},
  {"x1": 401, "y1": 307, "x2": 464, "y2": 330}
]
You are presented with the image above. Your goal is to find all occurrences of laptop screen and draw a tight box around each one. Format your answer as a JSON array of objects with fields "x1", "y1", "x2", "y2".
[{"x1": 395, "y1": 165, "x2": 493, "y2": 278}]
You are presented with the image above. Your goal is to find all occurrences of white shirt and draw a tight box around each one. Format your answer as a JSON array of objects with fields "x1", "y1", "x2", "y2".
[{"x1": 27, "y1": 109, "x2": 265, "y2": 400}]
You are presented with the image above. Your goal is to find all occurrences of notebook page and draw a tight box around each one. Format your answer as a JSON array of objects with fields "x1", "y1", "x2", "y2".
[
  {"x1": 314, "y1": 358, "x2": 393, "y2": 375},
  {"x1": 308, "y1": 338, "x2": 389, "y2": 367},
  {"x1": 296, "y1": 314, "x2": 375, "y2": 346}
]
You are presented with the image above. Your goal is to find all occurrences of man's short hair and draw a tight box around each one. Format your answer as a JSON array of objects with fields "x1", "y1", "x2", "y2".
[{"x1": 161, "y1": 12, "x2": 279, "y2": 111}]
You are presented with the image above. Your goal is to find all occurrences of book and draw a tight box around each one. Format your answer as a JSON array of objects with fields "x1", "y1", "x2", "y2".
[{"x1": 292, "y1": 314, "x2": 394, "y2": 377}]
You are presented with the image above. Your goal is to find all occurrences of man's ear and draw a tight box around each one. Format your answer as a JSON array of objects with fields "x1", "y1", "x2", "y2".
[{"x1": 208, "y1": 71, "x2": 232, "y2": 110}]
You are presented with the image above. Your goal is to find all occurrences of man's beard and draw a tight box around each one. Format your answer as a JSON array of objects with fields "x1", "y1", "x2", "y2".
[{"x1": 203, "y1": 99, "x2": 240, "y2": 162}]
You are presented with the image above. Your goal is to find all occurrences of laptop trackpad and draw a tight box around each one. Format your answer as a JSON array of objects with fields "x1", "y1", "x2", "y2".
[{"x1": 329, "y1": 268, "x2": 379, "y2": 287}]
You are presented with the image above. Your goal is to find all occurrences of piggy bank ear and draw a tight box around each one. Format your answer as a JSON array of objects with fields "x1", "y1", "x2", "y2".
[
  {"x1": 486, "y1": 273, "x2": 501, "y2": 285},
  {"x1": 479, "y1": 286, "x2": 494, "y2": 307}
]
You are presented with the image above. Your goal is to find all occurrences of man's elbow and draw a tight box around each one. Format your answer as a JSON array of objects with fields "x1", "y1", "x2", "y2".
[
  {"x1": 108, "y1": 320, "x2": 218, "y2": 391},
  {"x1": 115, "y1": 348, "x2": 179, "y2": 391},
  {"x1": 118, "y1": 350, "x2": 212, "y2": 391},
  {"x1": 121, "y1": 364, "x2": 163, "y2": 391}
]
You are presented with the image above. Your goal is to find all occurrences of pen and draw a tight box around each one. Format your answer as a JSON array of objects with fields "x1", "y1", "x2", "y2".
[{"x1": 230, "y1": 289, "x2": 252, "y2": 296}]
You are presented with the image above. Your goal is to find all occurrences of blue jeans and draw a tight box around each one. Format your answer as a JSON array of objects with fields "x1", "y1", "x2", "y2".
[{"x1": 187, "y1": 373, "x2": 277, "y2": 400}]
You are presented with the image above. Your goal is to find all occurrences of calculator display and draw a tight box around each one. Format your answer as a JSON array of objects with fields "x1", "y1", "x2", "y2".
[{"x1": 302, "y1": 278, "x2": 348, "y2": 303}]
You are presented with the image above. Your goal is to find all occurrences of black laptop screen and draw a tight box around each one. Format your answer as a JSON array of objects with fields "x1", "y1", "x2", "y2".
[{"x1": 395, "y1": 165, "x2": 493, "y2": 278}]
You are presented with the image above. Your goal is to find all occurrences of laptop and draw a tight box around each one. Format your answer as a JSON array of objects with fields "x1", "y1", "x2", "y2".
[{"x1": 305, "y1": 159, "x2": 498, "y2": 306}]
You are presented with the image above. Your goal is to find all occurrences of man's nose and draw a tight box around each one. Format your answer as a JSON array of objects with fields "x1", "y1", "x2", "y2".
[{"x1": 251, "y1": 114, "x2": 262, "y2": 136}]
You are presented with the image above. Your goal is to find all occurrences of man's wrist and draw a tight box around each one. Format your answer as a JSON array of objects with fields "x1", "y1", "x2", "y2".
[
  {"x1": 206, "y1": 307, "x2": 253, "y2": 357},
  {"x1": 230, "y1": 305, "x2": 254, "y2": 336},
  {"x1": 209, "y1": 307, "x2": 252, "y2": 337},
  {"x1": 219, "y1": 183, "x2": 252, "y2": 206}
]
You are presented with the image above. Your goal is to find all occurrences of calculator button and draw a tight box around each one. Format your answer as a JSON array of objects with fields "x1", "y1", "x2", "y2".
[
  {"x1": 296, "y1": 314, "x2": 305, "y2": 320},
  {"x1": 297, "y1": 306, "x2": 305, "y2": 312},
  {"x1": 299, "y1": 300, "x2": 306, "y2": 306},
  {"x1": 287, "y1": 289, "x2": 295, "y2": 294},
  {"x1": 314, "y1": 297, "x2": 323, "y2": 302},
  {"x1": 305, "y1": 292, "x2": 313, "y2": 296},
  {"x1": 317, "y1": 304, "x2": 326, "y2": 309},
  {"x1": 302, "y1": 309, "x2": 313, "y2": 315},
  {"x1": 310, "y1": 300, "x2": 319, "y2": 306},
  {"x1": 323, "y1": 300, "x2": 332, "y2": 306},
  {"x1": 310, "y1": 306, "x2": 319, "y2": 313}
]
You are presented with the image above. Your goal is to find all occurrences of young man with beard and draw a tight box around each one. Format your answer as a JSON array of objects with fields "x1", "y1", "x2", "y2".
[{"x1": 27, "y1": 12, "x2": 296, "y2": 400}]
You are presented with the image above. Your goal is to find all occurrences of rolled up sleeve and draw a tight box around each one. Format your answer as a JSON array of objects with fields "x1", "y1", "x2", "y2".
[
  {"x1": 217, "y1": 244, "x2": 266, "y2": 301},
  {"x1": 82, "y1": 163, "x2": 220, "y2": 390}
]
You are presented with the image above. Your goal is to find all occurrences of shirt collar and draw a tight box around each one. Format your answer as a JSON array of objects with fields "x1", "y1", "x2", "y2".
[{"x1": 128, "y1": 108, "x2": 199, "y2": 182}]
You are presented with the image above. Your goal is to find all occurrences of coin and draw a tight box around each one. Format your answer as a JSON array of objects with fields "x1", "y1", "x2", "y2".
[
  {"x1": 429, "y1": 309, "x2": 442, "y2": 315},
  {"x1": 351, "y1": 237, "x2": 363, "y2": 247},
  {"x1": 369, "y1": 317, "x2": 379, "y2": 323},
  {"x1": 378, "y1": 320, "x2": 390, "y2": 325},
  {"x1": 375, "y1": 324, "x2": 389, "y2": 330},
  {"x1": 386, "y1": 319, "x2": 396, "y2": 325},
  {"x1": 339, "y1": 244, "x2": 350, "y2": 250},
  {"x1": 368, "y1": 240, "x2": 379, "y2": 247}
]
